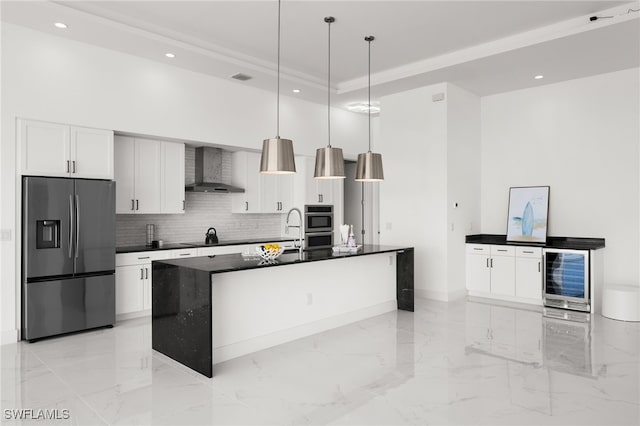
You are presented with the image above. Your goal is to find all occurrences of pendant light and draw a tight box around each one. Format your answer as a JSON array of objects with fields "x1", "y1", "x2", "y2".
[
  {"x1": 355, "y1": 36, "x2": 384, "y2": 182},
  {"x1": 260, "y1": 0, "x2": 296, "y2": 174},
  {"x1": 314, "y1": 16, "x2": 345, "y2": 179}
]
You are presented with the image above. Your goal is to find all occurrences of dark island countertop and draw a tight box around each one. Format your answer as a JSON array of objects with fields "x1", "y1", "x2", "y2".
[
  {"x1": 116, "y1": 237, "x2": 298, "y2": 254},
  {"x1": 153, "y1": 244, "x2": 413, "y2": 274},
  {"x1": 465, "y1": 234, "x2": 605, "y2": 250}
]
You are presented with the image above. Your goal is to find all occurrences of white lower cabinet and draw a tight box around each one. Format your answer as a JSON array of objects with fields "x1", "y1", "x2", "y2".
[
  {"x1": 115, "y1": 251, "x2": 171, "y2": 318},
  {"x1": 515, "y1": 247, "x2": 543, "y2": 300},
  {"x1": 466, "y1": 244, "x2": 542, "y2": 304},
  {"x1": 115, "y1": 264, "x2": 148, "y2": 316}
]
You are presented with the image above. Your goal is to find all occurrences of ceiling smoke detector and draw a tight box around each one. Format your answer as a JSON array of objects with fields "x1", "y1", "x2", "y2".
[{"x1": 231, "y1": 73, "x2": 253, "y2": 81}]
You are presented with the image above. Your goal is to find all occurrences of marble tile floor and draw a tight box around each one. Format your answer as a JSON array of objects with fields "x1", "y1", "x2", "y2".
[{"x1": 1, "y1": 298, "x2": 639, "y2": 426}]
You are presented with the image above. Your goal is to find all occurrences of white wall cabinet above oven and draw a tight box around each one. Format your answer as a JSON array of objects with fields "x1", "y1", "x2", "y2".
[
  {"x1": 19, "y1": 119, "x2": 114, "y2": 179},
  {"x1": 114, "y1": 136, "x2": 185, "y2": 214}
]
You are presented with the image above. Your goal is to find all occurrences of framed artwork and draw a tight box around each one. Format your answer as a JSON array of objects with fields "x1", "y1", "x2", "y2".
[{"x1": 506, "y1": 186, "x2": 550, "y2": 244}]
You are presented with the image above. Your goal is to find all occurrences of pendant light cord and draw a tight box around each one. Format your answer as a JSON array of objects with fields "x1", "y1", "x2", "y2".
[
  {"x1": 276, "y1": 0, "x2": 281, "y2": 138},
  {"x1": 367, "y1": 36, "x2": 373, "y2": 152},
  {"x1": 327, "y1": 18, "x2": 332, "y2": 148}
]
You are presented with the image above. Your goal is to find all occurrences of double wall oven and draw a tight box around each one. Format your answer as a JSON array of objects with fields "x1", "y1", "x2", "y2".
[{"x1": 304, "y1": 205, "x2": 333, "y2": 250}]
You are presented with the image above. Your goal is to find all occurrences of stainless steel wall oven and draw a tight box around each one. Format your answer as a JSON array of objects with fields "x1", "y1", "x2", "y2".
[{"x1": 304, "y1": 205, "x2": 333, "y2": 250}]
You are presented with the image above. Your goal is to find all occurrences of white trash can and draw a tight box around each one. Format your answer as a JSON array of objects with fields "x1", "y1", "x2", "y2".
[{"x1": 602, "y1": 284, "x2": 640, "y2": 322}]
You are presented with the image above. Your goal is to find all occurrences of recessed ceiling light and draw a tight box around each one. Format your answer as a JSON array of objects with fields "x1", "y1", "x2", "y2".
[
  {"x1": 292, "y1": 89, "x2": 301, "y2": 93},
  {"x1": 165, "y1": 53, "x2": 176, "y2": 58},
  {"x1": 54, "y1": 22, "x2": 67, "y2": 29},
  {"x1": 346, "y1": 101, "x2": 380, "y2": 114},
  {"x1": 534, "y1": 75, "x2": 544, "y2": 80}
]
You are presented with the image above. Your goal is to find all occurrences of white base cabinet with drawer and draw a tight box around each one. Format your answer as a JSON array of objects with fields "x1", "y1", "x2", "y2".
[
  {"x1": 115, "y1": 251, "x2": 172, "y2": 319},
  {"x1": 466, "y1": 244, "x2": 542, "y2": 305}
]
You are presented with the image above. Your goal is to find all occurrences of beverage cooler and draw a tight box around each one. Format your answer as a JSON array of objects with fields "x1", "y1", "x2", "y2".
[{"x1": 543, "y1": 248, "x2": 590, "y2": 313}]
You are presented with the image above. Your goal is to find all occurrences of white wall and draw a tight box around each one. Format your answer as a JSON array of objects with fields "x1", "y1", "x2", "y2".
[
  {"x1": 481, "y1": 68, "x2": 640, "y2": 287},
  {"x1": 0, "y1": 24, "x2": 367, "y2": 343},
  {"x1": 447, "y1": 85, "x2": 481, "y2": 299},
  {"x1": 379, "y1": 83, "x2": 450, "y2": 299}
]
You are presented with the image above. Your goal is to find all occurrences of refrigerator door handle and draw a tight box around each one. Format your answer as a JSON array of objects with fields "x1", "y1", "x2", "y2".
[
  {"x1": 68, "y1": 195, "x2": 74, "y2": 259},
  {"x1": 75, "y1": 194, "x2": 80, "y2": 259}
]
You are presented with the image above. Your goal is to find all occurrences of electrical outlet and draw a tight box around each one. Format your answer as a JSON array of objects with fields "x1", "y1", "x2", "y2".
[
  {"x1": 0, "y1": 229, "x2": 11, "y2": 241},
  {"x1": 306, "y1": 293, "x2": 313, "y2": 306}
]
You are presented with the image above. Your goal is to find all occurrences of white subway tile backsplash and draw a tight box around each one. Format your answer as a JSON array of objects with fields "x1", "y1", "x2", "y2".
[{"x1": 116, "y1": 147, "x2": 282, "y2": 246}]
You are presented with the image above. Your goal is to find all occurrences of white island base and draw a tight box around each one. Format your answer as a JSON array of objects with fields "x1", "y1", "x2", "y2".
[{"x1": 212, "y1": 253, "x2": 397, "y2": 364}]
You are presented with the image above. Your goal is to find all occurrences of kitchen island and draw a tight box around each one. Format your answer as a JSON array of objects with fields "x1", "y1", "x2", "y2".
[{"x1": 152, "y1": 245, "x2": 414, "y2": 377}]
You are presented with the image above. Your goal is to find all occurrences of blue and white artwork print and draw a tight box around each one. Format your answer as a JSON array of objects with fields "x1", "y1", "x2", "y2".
[{"x1": 506, "y1": 186, "x2": 549, "y2": 243}]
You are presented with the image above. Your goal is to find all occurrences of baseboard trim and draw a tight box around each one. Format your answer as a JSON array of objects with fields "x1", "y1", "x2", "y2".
[
  {"x1": 214, "y1": 300, "x2": 397, "y2": 364},
  {"x1": 116, "y1": 310, "x2": 150, "y2": 322},
  {"x1": 1, "y1": 328, "x2": 19, "y2": 345},
  {"x1": 415, "y1": 288, "x2": 466, "y2": 302}
]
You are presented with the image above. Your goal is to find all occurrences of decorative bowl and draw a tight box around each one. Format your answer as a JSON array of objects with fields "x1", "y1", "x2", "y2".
[{"x1": 256, "y1": 244, "x2": 284, "y2": 260}]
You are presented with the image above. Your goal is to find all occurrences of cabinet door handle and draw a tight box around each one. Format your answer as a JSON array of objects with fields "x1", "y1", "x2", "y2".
[
  {"x1": 145, "y1": 267, "x2": 149, "y2": 280},
  {"x1": 72, "y1": 160, "x2": 76, "y2": 173},
  {"x1": 136, "y1": 200, "x2": 139, "y2": 211},
  {"x1": 183, "y1": 200, "x2": 185, "y2": 211},
  {"x1": 180, "y1": 253, "x2": 190, "y2": 256},
  {"x1": 66, "y1": 160, "x2": 70, "y2": 173},
  {"x1": 138, "y1": 256, "x2": 150, "y2": 260},
  {"x1": 486, "y1": 258, "x2": 489, "y2": 268},
  {"x1": 497, "y1": 249, "x2": 507, "y2": 252},
  {"x1": 523, "y1": 250, "x2": 534, "y2": 254},
  {"x1": 131, "y1": 199, "x2": 135, "y2": 211},
  {"x1": 490, "y1": 258, "x2": 493, "y2": 268},
  {"x1": 473, "y1": 247, "x2": 483, "y2": 251},
  {"x1": 245, "y1": 201, "x2": 248, "y2": 211},
  {"x1": 140, "y1": 268, "x2": 144, "y2": 280},
  {"x1": 538, "y1": 261, "x2": 541, "y2": 273}
]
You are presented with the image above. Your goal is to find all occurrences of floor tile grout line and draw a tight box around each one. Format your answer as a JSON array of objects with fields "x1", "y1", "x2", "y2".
[{"x1": 27, "y1": 343, "x2": 112, "y2": 425}]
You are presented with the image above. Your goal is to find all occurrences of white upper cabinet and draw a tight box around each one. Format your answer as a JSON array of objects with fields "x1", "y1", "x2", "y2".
[
  {"x1": 114, "y1": 136, "x2": 185, "y2": 214},
  {"x1": 231, "y1": 151, "x2": 262, "y2": 214},
  {"x1": 303, "y1": 157, "x2": 341, "y2": 205},
  {"x1": 20, "y1": 119, "x2": 113, "y2": 179},
  {"x1": 114, "y1": 136, "x2": 135, "y2": 213},
  {"x1": 161, "y1": 141, "x2": 186, "y2": 213},
  {"x1": 261, "y1": 173, "x2": 293, "y2": 213},
  {"x1": 134, "y1": 138, "x2": 162, "y2": 214},
  {"x1": 70, "y1": 126, "x2": 114, "y2": 179}
]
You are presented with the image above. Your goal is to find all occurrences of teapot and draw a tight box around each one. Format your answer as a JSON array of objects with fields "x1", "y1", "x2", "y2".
[{"x1": 205, "y1": 227, "x2": 218, "y2": 245}]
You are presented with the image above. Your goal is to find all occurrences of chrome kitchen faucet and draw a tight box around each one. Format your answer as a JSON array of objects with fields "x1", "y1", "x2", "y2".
[{"x1": 285, "y1": 207, "x2": 303, "y2": 254}]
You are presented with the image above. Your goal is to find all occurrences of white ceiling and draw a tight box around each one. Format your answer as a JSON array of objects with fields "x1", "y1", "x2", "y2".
[{"x1": 2, "y1": 1, "x2": 639, "y2": 110}]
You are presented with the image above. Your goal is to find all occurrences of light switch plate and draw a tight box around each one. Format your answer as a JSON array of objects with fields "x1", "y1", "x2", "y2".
[{"x1": 0, "y1": 229, "x2": 12, "y2": 241}]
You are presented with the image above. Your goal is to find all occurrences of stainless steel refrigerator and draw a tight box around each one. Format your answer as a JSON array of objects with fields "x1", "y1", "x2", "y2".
[{"x1": 22, "y1": 176, "x2": 116, "y2": 341}]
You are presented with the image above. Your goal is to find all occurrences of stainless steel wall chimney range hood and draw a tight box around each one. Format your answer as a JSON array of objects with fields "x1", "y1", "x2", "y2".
[{"x1": 185, "y1": 147, "x2": 245, "y2": 193}]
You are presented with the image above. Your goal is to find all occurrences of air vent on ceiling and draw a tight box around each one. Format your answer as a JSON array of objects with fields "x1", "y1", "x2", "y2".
[{"x1": 231, "y1": 73, "x2": 253, "y2": 81}]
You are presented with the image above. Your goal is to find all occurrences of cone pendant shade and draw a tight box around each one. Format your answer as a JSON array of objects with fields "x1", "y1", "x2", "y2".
[
  {"x1": 355, "y1": 151, "x2": 384, "y2": 181},
  {"x1": 314, "y1": 146, "x2": 345, "y2": 179},
  {"x1": 260, "y1": 138, "x2": 296, "y2": 174}
]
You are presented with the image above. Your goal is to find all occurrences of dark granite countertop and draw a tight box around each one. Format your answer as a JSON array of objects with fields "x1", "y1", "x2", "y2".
[
  {"x1": 465, "y1": 234, "x2": 605, "y2": 250},
  {"x1": 153, "y1": 244, "x2": 413, "y2": 274},
  {"x1": 116, "y1": 237, "x2": 298, "y2": 254}
]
